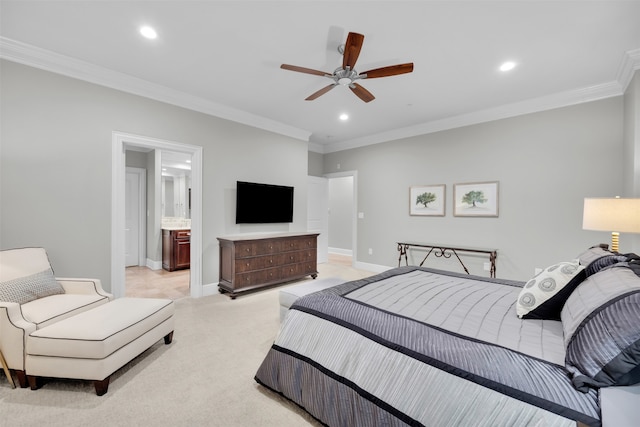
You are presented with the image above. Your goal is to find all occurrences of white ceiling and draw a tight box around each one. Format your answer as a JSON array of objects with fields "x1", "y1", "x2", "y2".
[{"x1": 2, "y1": 1, "x2": 640, "y2": 153}]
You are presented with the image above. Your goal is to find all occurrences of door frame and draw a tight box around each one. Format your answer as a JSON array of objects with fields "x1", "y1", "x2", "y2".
[
  {"x1": 112, "y1": 131, "x2": 203, "y2": 298},
  {"x1": 125, "y1": 166, "x2": 147, "y2": 267}
]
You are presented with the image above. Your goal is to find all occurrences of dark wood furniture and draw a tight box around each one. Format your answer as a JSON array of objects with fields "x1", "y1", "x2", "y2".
[
  {"x1": 218, "y1": 232, "x2": 319, "y2": 299},
  {"x1": 162, "y1": 229, "x2": 191, "y2": 271},
  {"x1": 397, "y1": 242, "x2": 497, "y2": 278}
]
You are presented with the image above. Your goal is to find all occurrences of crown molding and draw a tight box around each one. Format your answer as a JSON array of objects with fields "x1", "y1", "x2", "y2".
[
  {"x1": 2, "y1": 37, "x2": 637, "y2": 155},
  {"x1": 324, "y1": 80, "x2": 624, "y2": 153},
  {"x1": 307, "y1": 141, "x2": 326, "y2": 154},
  {"x1": 617, "y1": 48, "x2": 640, "y2": 91},
  {"x1": 323, "y1": 49, "x2": 640, "y2": 153},
  {"x1": 0, "y1": 37, "x2": 312, "y2": 142}
]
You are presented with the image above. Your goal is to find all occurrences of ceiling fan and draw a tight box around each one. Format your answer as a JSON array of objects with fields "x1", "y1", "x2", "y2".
[{"x1": 281, "y1": 32, "x2": 414, "y2": 103}]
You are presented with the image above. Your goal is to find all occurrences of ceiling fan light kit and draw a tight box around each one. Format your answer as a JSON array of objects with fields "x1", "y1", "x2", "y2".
[{"x1": 281, "y1": 31, "x2": 414, "y2": 103}]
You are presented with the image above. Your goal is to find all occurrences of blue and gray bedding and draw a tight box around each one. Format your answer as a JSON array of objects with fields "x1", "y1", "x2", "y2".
[{"x1": 256, "y1": 247, "x2": 640, "y2": 427}]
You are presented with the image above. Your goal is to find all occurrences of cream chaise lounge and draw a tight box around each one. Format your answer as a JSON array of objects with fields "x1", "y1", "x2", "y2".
[{"x1": 0, "y1": 247, "x2": 175, "y2": 395}]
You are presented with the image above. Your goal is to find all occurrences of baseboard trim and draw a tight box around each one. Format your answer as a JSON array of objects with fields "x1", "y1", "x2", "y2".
[
  {"x1": 354, "y1": 261, "x2": 392, "y2": 274},
  {"x1": 328, "y1": 247, "x2": 353, "y2": 256},
  {"x1": 203, "y1": 282, "x2": 219, "y2": 297},
  {"x1": 146, "y1": 259, "x2": 162, "y2": 270}
]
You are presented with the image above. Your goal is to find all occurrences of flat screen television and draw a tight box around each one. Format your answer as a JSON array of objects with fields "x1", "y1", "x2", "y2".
[{"x1": 235, "y1": 181, "x2": 294, "y2": 224}]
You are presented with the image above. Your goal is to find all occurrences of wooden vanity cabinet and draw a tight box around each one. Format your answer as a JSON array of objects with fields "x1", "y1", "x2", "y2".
[
  {"x1": 217, "y1": 232, "x2": 318, "y2": 299},
  {"x1": 162, "y1": 229, "x2": 191, "y2": 271}
]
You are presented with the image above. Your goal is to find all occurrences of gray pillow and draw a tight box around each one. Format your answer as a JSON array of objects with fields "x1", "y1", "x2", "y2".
[
  {"x1": 575, "y1": 244, "x2": 614, "y2": 266},
  {"x1": 0, "y1": 268, "x2": 64, "y2": 304},
  {"x1": 561, "y1": 265, "x2": 640, "y2": 391}
]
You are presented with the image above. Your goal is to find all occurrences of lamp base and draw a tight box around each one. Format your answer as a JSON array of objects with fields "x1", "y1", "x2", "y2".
[{"x1": 611, "y1": 232, "x2": 619, "y2": 253}]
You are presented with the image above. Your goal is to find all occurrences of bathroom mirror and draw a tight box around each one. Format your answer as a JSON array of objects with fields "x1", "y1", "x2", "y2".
[{"x1": 161, "y1": 151, "x2": 192, "y2": 219}]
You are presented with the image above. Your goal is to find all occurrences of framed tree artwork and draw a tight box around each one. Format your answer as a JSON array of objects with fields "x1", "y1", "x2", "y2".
[
  {"x1": 453, "y1": 181, "x2": 499, "y2": 217},
  {"x1": 410, "y1": 185, "x2": 445, "y2": 216}
]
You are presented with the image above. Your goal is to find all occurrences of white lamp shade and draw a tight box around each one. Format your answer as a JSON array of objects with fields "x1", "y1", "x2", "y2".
[{"x1": 583, "y1": 198, "x2": 640, "y2": 233}]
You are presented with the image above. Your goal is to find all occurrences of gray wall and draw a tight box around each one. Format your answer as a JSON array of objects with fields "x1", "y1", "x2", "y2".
[
  {"x1": 323, "y1": 97, "x2": 626, "y2": 280},
  {"x1": 308, "y1": 151, "x2": 324, "y2": 177},
  {"x1": 0, "y1": 60, "x2": 308, "y2": 292},
  {"x1": 623, "y1": 71, "x2": 640, "y2": 251},
  {"x1": 624, "y1": 72, "x2": 640, "y2": 196},
  {"x1": 328, "y1": 176, "x2": 353, "y2": 251}
]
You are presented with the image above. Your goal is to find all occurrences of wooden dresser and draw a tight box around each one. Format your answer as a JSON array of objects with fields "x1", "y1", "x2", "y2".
[{"x1": 217, "y1": 232, "x2": 319, "y2": 299}]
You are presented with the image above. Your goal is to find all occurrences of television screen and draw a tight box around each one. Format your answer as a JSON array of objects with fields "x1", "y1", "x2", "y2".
[{"x1": 235, "y1": 181, "x2": 294, "y2": 224}]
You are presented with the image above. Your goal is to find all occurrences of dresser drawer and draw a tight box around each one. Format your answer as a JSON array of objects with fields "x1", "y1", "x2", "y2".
[
  {"x1": 235, "y1": 268, "x2": 280, "y2": 289},
  {"x1": 280, "y1": 263, "x2": 301, "y2": 278},
  {"x1": 235, "y1": 255, "x2": 278, "y2": 273},
  {"x1": 235, "y1": 240, "x2": 283, "y2": 257}
]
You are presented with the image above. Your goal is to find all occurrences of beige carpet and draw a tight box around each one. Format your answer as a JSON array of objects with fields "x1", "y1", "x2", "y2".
[{"x1": 0, "y1": 261, "x2": 374, "y2": 427}]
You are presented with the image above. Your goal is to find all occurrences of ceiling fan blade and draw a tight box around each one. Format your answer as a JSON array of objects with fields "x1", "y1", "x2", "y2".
[
  {"x1": 281, "y1": 64, "x2": 329, "y2": 76},
  {"x1": 350, "y1": 83, "x2": 375, "y2": 103},
  {"x1": 342, "y1": 32, "x2": 365, "y2": 70},
  {"x1": 305, "y1": 84, "x2": 337, "y2": 101},
  {"x1": 361, "y1": 63, "x2": 414, "y2": 79}
]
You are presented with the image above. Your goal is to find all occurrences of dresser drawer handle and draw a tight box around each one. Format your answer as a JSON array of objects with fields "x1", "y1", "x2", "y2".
[{"x1": 246, "y1": 262, "x2": 250, "y2": 267}]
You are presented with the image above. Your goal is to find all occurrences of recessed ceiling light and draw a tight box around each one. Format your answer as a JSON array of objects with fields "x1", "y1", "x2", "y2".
[
  {"x1": 499, "y1": 61, "x2": 516, "y2": 72},
  {"x1": 140, "y1": 26, "x2": 157, "y2": 40},
  {"x1": 339, "y1": 113, "x2": 349, "y2": 121}
]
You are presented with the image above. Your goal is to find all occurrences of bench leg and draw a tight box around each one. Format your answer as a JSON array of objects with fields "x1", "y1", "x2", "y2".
[
  {"x1": 94, "y1": 377, "x2": 110, "y2": 396},
  {"x1": 14, "y1": 370, "x2": 28, "y2": 388},
  {"x1": 164, "y1": 331, "x2": 174, "y2": 345},
  {"x1": 27, "y1": 375, "x2": 40, "y2": 390}
]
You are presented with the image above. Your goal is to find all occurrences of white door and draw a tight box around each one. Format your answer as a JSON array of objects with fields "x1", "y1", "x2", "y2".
[
  {"x1": 307, "y1": 176, "x2": 329, "y2": 263},
  {"x1": 125, "y1": 170, "x2": 140, "y2": 267}
]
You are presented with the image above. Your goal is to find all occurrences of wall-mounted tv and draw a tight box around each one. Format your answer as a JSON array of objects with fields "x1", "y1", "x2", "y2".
[{"x1": 235, "y1": 181, "x2": 294, "y2": 224}]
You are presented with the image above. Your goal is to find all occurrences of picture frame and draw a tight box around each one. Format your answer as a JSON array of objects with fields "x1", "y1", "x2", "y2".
[
  {"x1": 410, "y1": 184, "x2": 446, "y2": 216},
  {"x1": 453, "y1": 181, "x2": 499, "y2": 217}
]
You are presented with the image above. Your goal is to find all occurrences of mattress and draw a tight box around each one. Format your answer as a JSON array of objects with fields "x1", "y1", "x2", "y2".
[{"x1": 255, "y1": 266, "x2": 601, "y2": 427}]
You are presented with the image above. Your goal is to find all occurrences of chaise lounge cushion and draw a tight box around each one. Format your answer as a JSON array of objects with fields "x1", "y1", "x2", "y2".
[
  {"x1": 27, "y1": 298, "x2": 174, "y2": 360},
  {"x1": 21, "y1": 293, "x2": 111, "y2": 329}
]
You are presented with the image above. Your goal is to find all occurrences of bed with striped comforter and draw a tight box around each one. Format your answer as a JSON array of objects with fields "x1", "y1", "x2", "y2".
[{"x1": 255, "y1": 266, "x2": 602, "y2": 427}]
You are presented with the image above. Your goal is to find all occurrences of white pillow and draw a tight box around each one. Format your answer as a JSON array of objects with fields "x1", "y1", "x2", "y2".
[{"x1": 517, "y1": 260, "x2": 585, "y2": 320}]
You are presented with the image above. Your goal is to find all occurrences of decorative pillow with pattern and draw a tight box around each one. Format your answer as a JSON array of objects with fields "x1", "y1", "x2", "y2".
[
  {"x1": 0, "y1": 268, "x2": 64, "y2": 304},
  {"x1": 516, "y1": 260, "x2": 586, "y2": 320},
  {"x1": 561, "y1": 265, "x2": 640, "y2": 391}
]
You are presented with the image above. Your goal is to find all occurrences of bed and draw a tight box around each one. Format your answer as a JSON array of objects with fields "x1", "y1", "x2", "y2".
[{"x1": 255, "y1": 246, "x2": 640, "y2": 426}]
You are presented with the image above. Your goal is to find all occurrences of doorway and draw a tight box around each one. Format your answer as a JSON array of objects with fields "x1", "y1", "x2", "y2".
[
  {"x1": 112, "y1": 131, "x2": 203, "y2": 299},
  {"x1": 324, "y1": 171, "x2": 357, "y2": 267}
]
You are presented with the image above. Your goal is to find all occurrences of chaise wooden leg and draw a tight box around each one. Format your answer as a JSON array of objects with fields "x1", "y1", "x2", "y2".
[
  {"x1": 27, "y1": 375, "x2": 40, "y2": 390},
  {"x1": 14, "y1": 370, "x2": 28, "y2": 388},
  {"x1": 164, "y1": 331, "x2": 174, "y2": 345},
  {"x1": 94, "y1": 377, "x2": 110, "y2": 396}
]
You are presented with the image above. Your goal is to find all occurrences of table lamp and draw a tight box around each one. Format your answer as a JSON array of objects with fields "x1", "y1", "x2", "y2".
[{"x1": 582, "y1": 197, "x2": 640, "y2": 252}]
